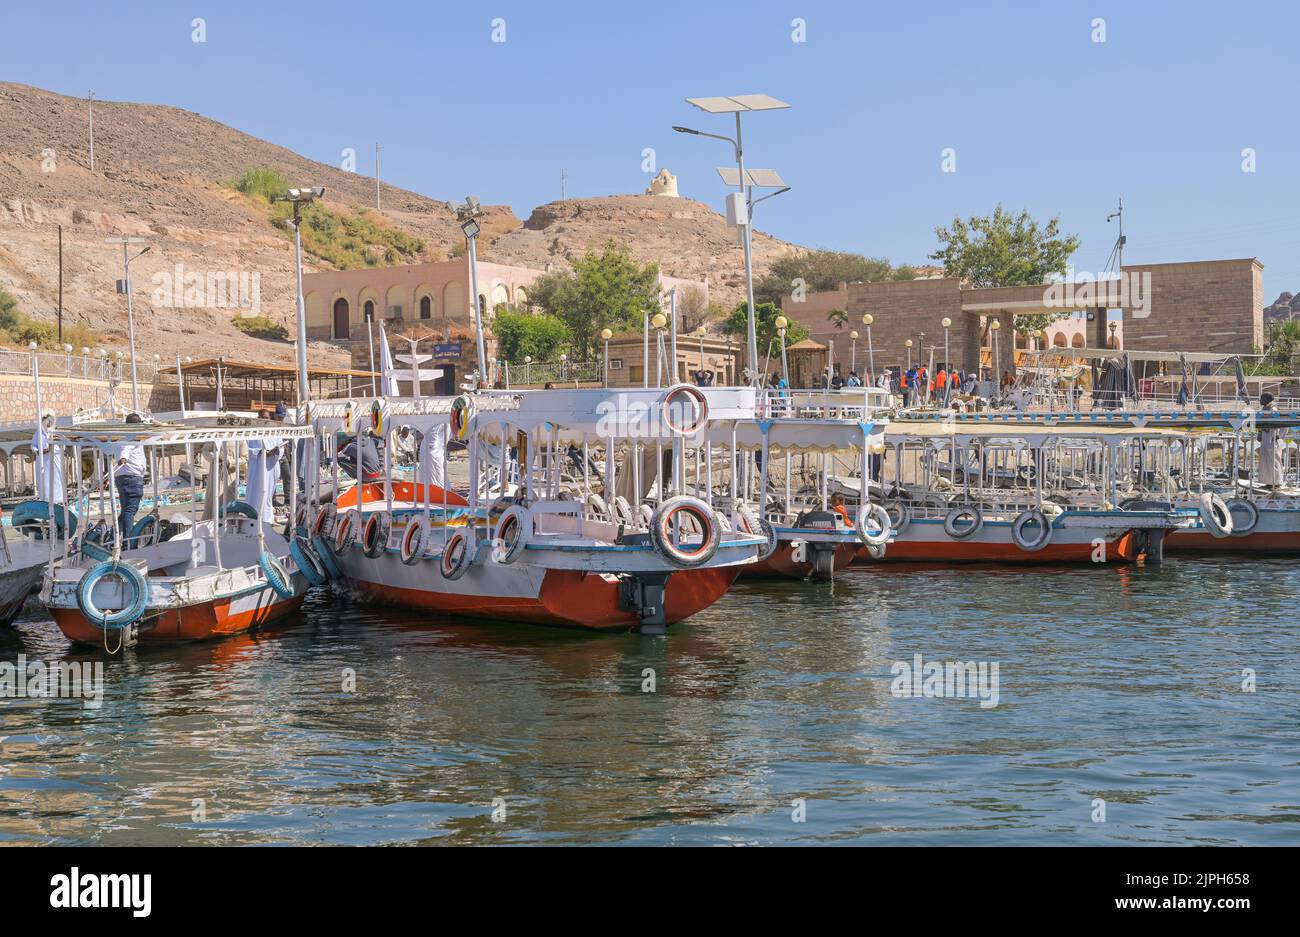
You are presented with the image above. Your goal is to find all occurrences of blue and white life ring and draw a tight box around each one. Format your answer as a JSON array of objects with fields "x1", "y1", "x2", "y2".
[
  {"x1": 10, "y1": 500, "x2": 77, "y2": 539},
  {"x1": 289, "y1": 538, "x2": 327, "y2": 587},
  {"x1": 75, "y1": 561, "x2": 148, "y2": 630},
  {"x1": 259, "y1": 550, "x2": 295, "y2": 600}
]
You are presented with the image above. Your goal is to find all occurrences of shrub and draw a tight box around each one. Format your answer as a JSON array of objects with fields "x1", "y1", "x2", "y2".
[
  {"x1": 493, "y1": 308, "x2": 571, "y2": 361},
  {"x1": 232, "y1": 316, "x2": 288, "y2": 341}
]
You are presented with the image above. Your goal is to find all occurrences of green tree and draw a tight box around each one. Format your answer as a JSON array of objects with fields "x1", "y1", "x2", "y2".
[
  {"x1": 930, "y1": 205, "x2": 1079, "y2": 288},
  {"x1": 826, "y1": 308, "x2": 848, "y2": 331},
  {"x1": 723, "y1": 301, "x2": 809, "y2": 366},
  {"x1": 754, "y1": 249, "x2": 916, "y2": 306},
  {"x1": 525, "y1": 242, "x2": 662, "y2": 360},
  {"x1": 492, "y1": 307, "x2": 571, "y2": 361},
  {"x1": 931, "y1": 205, "x2": 1080, "y2": 336}
]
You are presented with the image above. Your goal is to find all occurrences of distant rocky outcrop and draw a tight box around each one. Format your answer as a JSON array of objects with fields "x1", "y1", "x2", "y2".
[{"x1": 1264, "y1": 291, "x2": 1300, "y2": 323}]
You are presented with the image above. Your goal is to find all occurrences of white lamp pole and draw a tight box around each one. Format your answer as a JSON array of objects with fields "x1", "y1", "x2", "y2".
[
  {"x1": 850, "y1": 330, "x2": 858, "y2": 375},
  {"x1": 601, "y1": 328, "x2": 612, "y2": 387},
  {"x1": 862, "y1": 314, "x2": 875, "y2": 384}
]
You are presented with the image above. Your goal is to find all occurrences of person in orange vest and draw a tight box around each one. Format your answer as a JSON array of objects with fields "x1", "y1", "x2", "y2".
[
  {"x1": 830, "y1": 493, "x2": 851, "y2": 525},
  {"x1": 935, "y1": 366, "x2": 948, "y2": 404}
]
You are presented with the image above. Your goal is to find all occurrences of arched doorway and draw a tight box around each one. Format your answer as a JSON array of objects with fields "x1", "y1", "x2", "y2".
[
  {"x1": 420, "y1": 295, "x2": 432, "y2": 319},
  {"x1": 332, "y1": 298, "x2": 349, "y2": 340},
  {"x1": 364, "y1": 300, "x2": 375, "y2": 322}
]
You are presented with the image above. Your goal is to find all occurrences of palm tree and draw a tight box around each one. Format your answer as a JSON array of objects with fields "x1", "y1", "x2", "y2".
[{"x1": 826, "y1": 308, "x2": 848, "y2": 331}]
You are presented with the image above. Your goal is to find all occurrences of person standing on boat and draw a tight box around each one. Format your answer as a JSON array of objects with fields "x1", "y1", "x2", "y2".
[
  {"x1": 114, "y1": 413, "x2": 147, "y2": 547},
  {"x1": 419, "y1": 420, "x2": 450, "y2": 488},
  {"x1": 245, "y1": 411, "x2": 283, "y2": 520},
  {"x1": 31, "y1": 413, "x2": 65, "y2": 505}
]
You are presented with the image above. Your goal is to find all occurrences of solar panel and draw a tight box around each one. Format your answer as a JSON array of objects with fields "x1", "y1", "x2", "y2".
[
  {"x1": 686, "y1": 94, "x2": 791, "y2": 114},
  {"x1": 716, "y1": 167, "x2": 787, "y2": 188}
]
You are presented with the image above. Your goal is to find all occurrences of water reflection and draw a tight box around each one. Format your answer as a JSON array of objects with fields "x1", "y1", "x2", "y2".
[{"x1": 1, "y1": 557, "x2": 1296, "y2": 845}]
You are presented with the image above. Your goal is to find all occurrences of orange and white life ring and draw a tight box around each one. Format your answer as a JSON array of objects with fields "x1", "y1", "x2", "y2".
[
  {"x1": 660, "y1": 383, "x2": 709, "y2": 436},
  {"x1": 400, "y1": 517, "x2": 427, "y2": 565},
  {"x1": 650, "y1": 495, "x2": 720, "y2": 568},
  {"x1": 332, "y1": 512, "x2": 355, "y2": 556},
  {"x1": 440, "y1": 531, "x2": 472, "y2": 580}
]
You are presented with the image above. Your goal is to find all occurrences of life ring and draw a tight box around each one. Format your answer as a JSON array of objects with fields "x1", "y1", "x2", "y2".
[
  {"x1": 222, "y1": 500, "x2": 259, "y2": 520},
  {"x1": 440, "y1": 531, "x2": 472, "y2": 580},
  {"x1": 883, "y1": 499, "x2": 911, "y2": 533},
  {"x1": 613, "y1": 496, "x2": 637, "y2": 526},
  {"x1": 130, "y1": 513, "x2": 159, "y2": 548},
  {"x1": 736, "y1": 506, "x2": 778, "y2": 562},
  {"x1": 450, "y1": 395, "x2": 473, "y2": 441},
  {"x1": 660, "y1": 383, "x2": 709, "y2": 435},
  {"x1": 943, "y1": 505, "x2": 983, "y2": 540},
  {"x1": 9, "y1": 499, "x2": 77, "y2": 539},
  {"x1": 260, "y1": 550, "x2": 295, "y2": 600},
  {"x1": 362, "y1": 512, "x2": 390, "y2": 558},
  {"x1": 585, "y1": 492, "x2": 611, "y2": 522},
  {"x1": 312, "y1": 534, "x2": 341, "y2": 580},
  {"x1": 313, "y1": 503, "x2": 336, "y2": 538},
  {"x1": 857, "y1": 503, "x2": 893, "y2": 546},
  {"x1": 294, "y1": 505, "x2": 309, "y2": 537},
  {"x1": 1224, "y1": 497, "x2": 1258, "y2": 537},
  {"x1": 1011, "y1": 508, "x2": 1053, "y2": 552},
  {"x1": 75, "y1": 561, "x2": 149, "y2": 630},
  {"x1": 494, "y1": 505, "x2": 530, "y2": 565},
  {"x1": 332, "y1": 512, "x2": 355, "y2": 555},
  {"x1": 290, "y1": 538, "x2": 328, "y2": 587},
  {"x1": 650, "y1": 495, "x2": 720, "y2": 568},
  {"x1": 400, "y1": 518, "x2": 427, "y2": 565},
  {"x1": 1198, "y1": 492, "x2": 1234, "y2": 539},
  {"x1": 639, "y1": 503, "x2": 654, "y2": 527}
]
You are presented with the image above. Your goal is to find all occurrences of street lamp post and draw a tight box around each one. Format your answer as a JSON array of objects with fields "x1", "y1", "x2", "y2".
[
  {"x1": 850, "y1": 330, "x2": 858, "y2": 375},
  {"x1": 676, "y1": 93, "x2": 790, "y2": 385},
  {"x1": 524, "y1": 355, "x2": 532, "y2": 385},
  {"x1": 270, "y1": 186, "x2": 325, "y2": 409},
  {"x1": 774, "y1": 315, "x2": 790, "y2": 384},
  {"x1": 941, "y1": 317, "x2": 951, "y2": 374},
  {"x1": 601, "y1": 328, "x2": 612, "y2": 387},
  {"x1": 862, "y1": 314, "x2": 875, "y2": 384},
  {"x1": 449, "y1": 198, "x2": 487, "y2": 386},
  {"x1": 905, "y1": 338, "x2": 913, "y2": 371},
  {"x1": 695, "y1": 325, "x2": 706, "y2": 382},
  {"x1": 651, "y1": 313, "x2": 667, "y2": 387},
  {"x1": 105, "y1": 235, "x2": 150, "y2": 411}
]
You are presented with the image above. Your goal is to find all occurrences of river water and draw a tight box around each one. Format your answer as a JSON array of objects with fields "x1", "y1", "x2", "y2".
[{"x1": 1, "y1": 557, "x2": 1296, "y2": 845}]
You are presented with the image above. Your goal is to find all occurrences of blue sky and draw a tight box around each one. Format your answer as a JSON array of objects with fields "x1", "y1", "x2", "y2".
[{"x1": 5, "y1": 0, "x2": 1298, "y2": 296}]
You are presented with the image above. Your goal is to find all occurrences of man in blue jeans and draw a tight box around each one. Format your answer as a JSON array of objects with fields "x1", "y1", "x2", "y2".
[{"x1": 114, "y1": 412, "x2": 147, "y2": 548}]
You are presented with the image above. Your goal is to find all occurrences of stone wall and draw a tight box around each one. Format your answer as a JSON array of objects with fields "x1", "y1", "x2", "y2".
[
  {"x1": 1122, "y1": 259, "x2": 1263, "y2": 354},
  {"x1": 0, "y1": 374, "x2": 180, "y2": 424}
]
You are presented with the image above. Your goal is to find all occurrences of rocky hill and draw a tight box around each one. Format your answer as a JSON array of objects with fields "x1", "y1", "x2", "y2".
[
  {"x1": 488, "y1": 195, "x2": 799, "y2": 305},
  {"x1": 0, "y1": 82, "x2": 806, "y2": 365}
]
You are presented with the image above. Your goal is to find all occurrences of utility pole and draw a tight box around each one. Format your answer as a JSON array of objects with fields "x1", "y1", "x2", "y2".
[
  {"x1": 1107, "y1": 198, "x2": 1125, "y2": 271},
  {"x1": 88, "y1": 91, "x2": 95, "y2": 171},
  {"x1": 375, "y1": 142, "x2": 381, "y2": 210},
  {"x1": 57, "y1": 225, "x2": 63, "y2": 343},
  {"x1": 561, "y1": 169, "x2": 567, "y2": 201}
]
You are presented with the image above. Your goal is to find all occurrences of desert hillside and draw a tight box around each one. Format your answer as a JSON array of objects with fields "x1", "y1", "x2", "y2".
[{"x1": 0, "y1": 82, "x2": 802, "y2": 365}]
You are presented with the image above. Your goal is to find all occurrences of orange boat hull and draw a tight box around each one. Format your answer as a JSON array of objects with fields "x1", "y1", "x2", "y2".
[
  {"x1": 353, "y1": 565, "x2": 740, "y2": 631},
  {"x1": 855, "y1": 532, "x2": 1141, "y2": 564},
  {"x1": 52, "y1": 589, "x2": 305, "y2": 645},
  {"x1": 742, "y1": 542, "x2": 860, "y2": 579}
]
